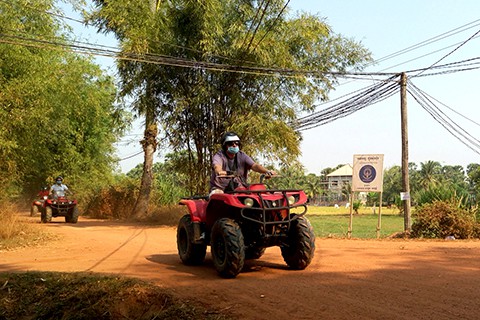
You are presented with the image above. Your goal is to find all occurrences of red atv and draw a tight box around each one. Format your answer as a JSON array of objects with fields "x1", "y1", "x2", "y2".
[
  {"x1": 31, "y1": 187, "x2": 49, "y2": 217},
  {"x1": 177, "y1": 174, "x2": 315, "y2": 278},
  {"x1": 41, "y1": 191, "x2": 79, "y2": 223}
]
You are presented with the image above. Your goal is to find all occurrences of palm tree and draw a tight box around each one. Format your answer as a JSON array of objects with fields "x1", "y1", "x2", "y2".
[
  {"x1": 418, "y1": 160, "x2": 442, "y2": 188},
  {"x1": 304, "y1": 174, "x2": 323, "y2": 204}
]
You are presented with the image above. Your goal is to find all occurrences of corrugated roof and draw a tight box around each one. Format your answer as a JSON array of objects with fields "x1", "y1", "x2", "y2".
[{"x1": 326, "y1": 164, "x2": 353, "y2": 177}]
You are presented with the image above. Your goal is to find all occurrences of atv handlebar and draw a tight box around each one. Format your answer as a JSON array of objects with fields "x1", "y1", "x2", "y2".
[
  {"x1": 260, "y1": 173, "x2": 281, "y2": 183},
  {"x1": 217, "y1": 172, "x2": 281, "y2": 183}
]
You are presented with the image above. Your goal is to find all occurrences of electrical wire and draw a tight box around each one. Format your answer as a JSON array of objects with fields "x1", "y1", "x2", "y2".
[
  {"x1": 293, "y1": 75, "x2": 400, "y2": 131},
  {"x1": 117, "y1": 151, "x2": 144, "y2": 161},
  {"x1": 413, "y1": 27, "x2": 480, "y2": 77},
  {"x1": 414, "y1": 88, "x2": 480, "y2": 128},
  {"x1": 251, "y1": 0, "x2": 290, "y2": 53},
  {"x1": 4, "y1": 1, "x2": 480, "y2": 81},
  {"x1": 374, "y1": 19, "x2": 480, "y2": 65},
  {"x1": 0, "y1": 31, "x2": 401, "y2": 79},
  {"x1": 407, "y1": 80, "x2": 480, "y2": 155}
]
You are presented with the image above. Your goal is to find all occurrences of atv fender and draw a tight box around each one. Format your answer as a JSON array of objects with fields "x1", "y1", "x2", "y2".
[{"x1": 179, "y1": 199, "x2": 208, "y2": 222}]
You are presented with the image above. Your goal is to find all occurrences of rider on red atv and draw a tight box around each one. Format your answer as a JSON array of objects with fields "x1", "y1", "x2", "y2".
[
  {"x1": 177, "y1": 132, "x2": 315, "y2": 278},
  {"x1": 210, "y1": 132, "x2": 276, "y2": 195},
  {"x1": 41, "y1": 176, "x2": 79, "y2": 223},
  {"x1": 50, "y1": 176, "x2": 72, "y2": 197}
]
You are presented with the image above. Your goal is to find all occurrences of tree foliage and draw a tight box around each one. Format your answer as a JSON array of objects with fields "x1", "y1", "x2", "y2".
[
  {"x1": 87, "y1": 0, "x2": 372, "y2": 194},
  {"x1": 0, "y1": 0, "x2": 126, "y2": 202}
]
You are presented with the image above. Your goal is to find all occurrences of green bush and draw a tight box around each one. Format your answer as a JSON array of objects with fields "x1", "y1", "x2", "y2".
[
  {"x1": 414, "y1": 184, "x2": 472, "y2": 209},
  {"x1": 352, "y1": 200, "x2": 361, "y2": 214},
  {"x1": 411, "y1": 200, "x2": 478, "y2": 239}
]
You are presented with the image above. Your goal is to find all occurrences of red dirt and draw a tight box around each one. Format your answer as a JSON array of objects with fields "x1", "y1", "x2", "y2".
[{"x1": 1, "y1": 216, "x2": 480, "y2": 320}]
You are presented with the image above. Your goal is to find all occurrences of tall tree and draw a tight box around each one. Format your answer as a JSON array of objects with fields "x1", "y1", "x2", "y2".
[
  {"x1": 88, "y1": 0, "x2": 371, "y2": 203},
  {"x1": 418, "y1": 160, "x2": 442, "y2": 188},
  {"x1": 467, "y1": 163, "x2": 480, "y2": 198},
  {"x1": 382, "y1": 165, "x2": 402, "y2": 206}
]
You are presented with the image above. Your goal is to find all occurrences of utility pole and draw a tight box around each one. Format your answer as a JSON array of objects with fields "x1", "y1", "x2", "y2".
[{"x1": 400, "y1": 72, "x2": 411, "y2": 232}]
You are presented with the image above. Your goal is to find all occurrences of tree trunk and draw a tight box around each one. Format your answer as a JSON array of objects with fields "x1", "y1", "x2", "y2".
[{"x1": 132, "y1": 123, "x2": 157, "y2": 218}]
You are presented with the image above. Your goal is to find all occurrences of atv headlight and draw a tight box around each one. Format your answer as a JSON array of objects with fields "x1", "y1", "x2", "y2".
[
  {"x1": 287, "y1": 196, "x2": 295, "y2": 205},
  {"x1": 243, "y1": 198, "x2": 254, "y2": 207}
]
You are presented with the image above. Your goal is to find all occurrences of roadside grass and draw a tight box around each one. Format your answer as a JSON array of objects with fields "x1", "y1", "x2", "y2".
[
  {"x1": 0, "y1": 204, "x2": 54, "y2": 250},
  {"x1": 0, "y1": 272, "x2": 230, "y2": 320},
  {"x1": 307, "y1": 205, "x2": 406, "y2": 239}
]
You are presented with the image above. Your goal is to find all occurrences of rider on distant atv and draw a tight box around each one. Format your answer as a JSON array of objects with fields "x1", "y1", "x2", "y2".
[
  {"x1": 50, "y1": 176, "x2": 72, "y2": 197},
  {"x1": 37, "y1": 186, "x2": 49, "y2": 198},
  {"x1": 210, "y1": 132, "x2": 276, "y2": 196}
]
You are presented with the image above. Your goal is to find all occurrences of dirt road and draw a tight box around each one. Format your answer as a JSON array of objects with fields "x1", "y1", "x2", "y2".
[{"x1": 1, "y1": 216, "x2": 480, "y2": 320}]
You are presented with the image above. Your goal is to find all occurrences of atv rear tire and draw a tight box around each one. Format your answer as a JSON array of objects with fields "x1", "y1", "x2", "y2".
[
  {"x1": 41, "y1": 207, "x2": 52, "y2": 223},
  {"x1": 211, "y1": 218, "x2": 245, "y2": 278},
  {"x1": 177, "y1": 215, "x2": 206, "y2": 265},
  {"x1": 281, "y1": 216, "x2": 315, "y2": 270}
]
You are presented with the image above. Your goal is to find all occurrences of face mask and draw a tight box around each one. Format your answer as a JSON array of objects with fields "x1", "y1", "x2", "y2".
[
  {"x1": 227, "y1": 146, "x2": 239, "y2": 154},
  {"x1": 56, "y1": 181, "x2": 62, "y2": 185}
]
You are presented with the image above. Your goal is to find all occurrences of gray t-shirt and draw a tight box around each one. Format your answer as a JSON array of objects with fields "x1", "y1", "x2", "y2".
[
  {"x1": 210, "y1": 150, "x2": 255, "y2": 191},
  {"x1": 50, "y1": 184, "x2": 69, "y2": 197}
]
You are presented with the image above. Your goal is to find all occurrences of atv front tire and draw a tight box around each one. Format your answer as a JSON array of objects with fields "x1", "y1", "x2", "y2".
[
  {"x1": 66, "y1": 207, "x2": 79, "y2": 223},
  {"x1": 211, "y1": 218, "x2": 245, "y2": 278},
  {"x1": 41, "y1": 207, "x2": 53, "y2": 223},
  {"x1": 30, "y1": 205, "x2": 39, "y2": 217},
  {"x1": 71, "y1": 207, "x2": 79, "y2": 223},
  {"x1": 177, "y1": 215, "x2": 207, "y2": 265},
  {"x1": 281, "y1": 216, "x2": 315, "y2": 270}
]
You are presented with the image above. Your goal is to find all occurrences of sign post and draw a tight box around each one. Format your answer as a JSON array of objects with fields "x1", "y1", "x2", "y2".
[{"x1": 351, "y1": 154, "x2": 384, "y2": 238}]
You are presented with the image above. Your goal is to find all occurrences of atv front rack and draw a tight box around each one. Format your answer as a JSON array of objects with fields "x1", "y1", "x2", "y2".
[{"x1": 235, "y1": 189, "x2": 307, "y2": 227}]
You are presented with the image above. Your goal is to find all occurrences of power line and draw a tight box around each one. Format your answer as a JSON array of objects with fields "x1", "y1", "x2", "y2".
[
  {"x1": 251, "y1": 0, "x2": 290, "y2": 53},
  {"x1": 406, "y1": 56, "x2": 480, "y2": 76},
  {"x1": 245, "y1": 0, "x2": 271, "y2": 53},
  {"x1": 407, "y1": 80, "x2": 480, "y2": 155},
  {"x1": 4, "y1": 1, "x2": 480, "y2": 148},
  {"x1": 376, "y1": 34, "x2": 480, "y2": 72},
  {"x1": 413, "y1": 27, "x2": 480, "y2": 77},
  {"x1": 373, "y1": 18, "x2": 480, "y2": 65},
  {"x1": 8, "y1": 29, "x2": 479, "y2": 80},
  {"x1": 5, "y1": 1, "x2": 480, "y2": 81},
  {"x1": 414, "y1": 88, "x2": 480, "y2": 128},
  {"x1": 118, "y1": 151, "x2": 144, "y2": 161},
  {"x1": 0, "y1": 31, "x2": 400, "y2": 79},
  {"x1": 292, "y1": 75, "x2": 400, "y2": 131}
]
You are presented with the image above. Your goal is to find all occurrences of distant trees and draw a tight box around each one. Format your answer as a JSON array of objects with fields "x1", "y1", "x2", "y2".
[
  {"x1": 272, "y1": 161, "x2": 478, "y2": 210},
  {"x1": 0, "y1": 0, "x2": 126, "y2": 202}
]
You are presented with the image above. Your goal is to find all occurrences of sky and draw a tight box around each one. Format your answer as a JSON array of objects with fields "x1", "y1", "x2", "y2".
[{"x1": 64, "y1": 1, "x2": 480, "y2": 174}]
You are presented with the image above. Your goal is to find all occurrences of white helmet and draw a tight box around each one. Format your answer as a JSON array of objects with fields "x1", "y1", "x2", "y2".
[{"x1": 221, "y1": 132, "x2": 240, "y2": 146}]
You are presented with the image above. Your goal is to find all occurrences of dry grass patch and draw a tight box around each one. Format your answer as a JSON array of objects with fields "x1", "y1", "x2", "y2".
[{"x1": 0, "y1": 204, "x2": 54, "y2": 250}]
